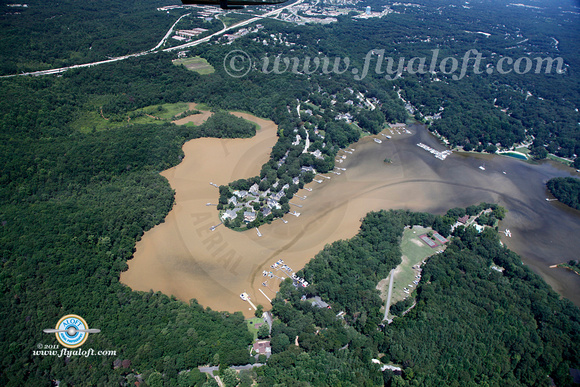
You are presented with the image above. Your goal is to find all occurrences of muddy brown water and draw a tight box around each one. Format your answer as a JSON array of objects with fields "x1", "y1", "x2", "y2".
[{"x1": 121, "y1": 118, "x2": 580, "y2": 317}]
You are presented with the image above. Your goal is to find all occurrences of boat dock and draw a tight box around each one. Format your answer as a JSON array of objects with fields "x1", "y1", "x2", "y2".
[
  {"x1": 256, "y1": 228, "x2": 262, "y2": 237},
  {"x1": 416, "y1": 143, "x2": 452, "y2": 160},
  {"x1": 259, "y1": 289, "x2": 272, "y2": 303},
  {"x1": 289, "y1": 202, "x2": 303, "y2": 208},
  {"x1": 240, "y1": 293, "x2": 257, "y2": 311},
  {"x1": 209, "y1": 222, "x2": 223, "y2": 231},
  {"x1": 209, "y1": 182, "x2": 219, "y2": 188}
]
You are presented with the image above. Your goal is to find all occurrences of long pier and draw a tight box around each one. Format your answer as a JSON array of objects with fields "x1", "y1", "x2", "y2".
[
  {"x1": 259, "y1": 289, "x2": 272, "y2": 303},
  {"x1": 289, "y1": 202, "x2": 303, "y2": 208}
]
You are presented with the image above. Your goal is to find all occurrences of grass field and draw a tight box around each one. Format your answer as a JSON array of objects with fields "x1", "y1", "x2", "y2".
[
  {"x1": 378, "y1": 226, "x2": 446, "y2": 319},
  {"x1": 514, "y1": 146, "x2": 531, "y2": 155},
  {"x1": 71, "y1": 102, "x2": 198, "y2": 133},
  {"x1": 246, "y1": 317, "x2": 264, "y2": 341},
  {"x1": 172, "y1": 56, "x2": 215, "y2": 75}
]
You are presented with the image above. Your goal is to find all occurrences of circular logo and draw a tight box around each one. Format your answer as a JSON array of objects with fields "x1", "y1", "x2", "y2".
[
  {"x1": 54, "y1": 314, "x2": 89, "y2": 348},
  {"x1": 223, "y1": 50, "x2": 252, "y2": 78}
]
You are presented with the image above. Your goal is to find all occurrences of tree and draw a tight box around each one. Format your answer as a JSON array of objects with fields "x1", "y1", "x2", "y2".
[
  {"x1": 220, "y1": 369, "x2": 240, "y2": 387},
  {"x1": 146, "y1": 372, "x2": 164, "y2": 387},
  {"x1": 255, "y1": 304, "x2": 264, "y2": 318},
  {"x1": 485, "y1": 144, "x2": 497, "y2": 153},
  {"x1": 530, "y1": 146, "x2": 548, "y2": 160},
  {"x1": 257, "y1": 324, "x2": 270, "y2": 339}
]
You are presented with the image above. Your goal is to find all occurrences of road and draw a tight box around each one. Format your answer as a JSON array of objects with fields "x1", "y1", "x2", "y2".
[
  {"x1": 151, "y1": 12, "x2": 191, "y2": 51},
  {"x1": 383, "y1": 269, "x2": 395, "y2": 322},
  {"x1": 199, "y1": 363, "x2": 265, "y2": 377},
  {"x1": 164, "y1": 0, "x2": 302, "y2": 51},
  {"x1": 1, "y1": 0, "x2": 301, "y2": 78}
]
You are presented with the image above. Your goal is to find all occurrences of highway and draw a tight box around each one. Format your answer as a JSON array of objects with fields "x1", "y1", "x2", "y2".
[
  {"x1": 164, "y1": 0, "x2": 302, "y2": 51},
  {"x1": 1, "y1": 0, "x2": 301, "y2": 78}
]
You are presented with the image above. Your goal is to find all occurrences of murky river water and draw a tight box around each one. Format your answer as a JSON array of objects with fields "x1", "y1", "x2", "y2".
[{"x1": 121, "y1": 116, "x2": 580, "y2": 317}]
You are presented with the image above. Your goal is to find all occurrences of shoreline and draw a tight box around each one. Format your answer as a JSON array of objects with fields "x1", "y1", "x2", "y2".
[{"x1": 122, "y1": 119, "x2": 580, "y2": 315}]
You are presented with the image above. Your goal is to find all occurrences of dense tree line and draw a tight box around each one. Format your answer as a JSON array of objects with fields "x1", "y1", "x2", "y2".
[
  {"x1": 0, "y1": 69, "x2": 263, "y2": 385},
  {"x1": 0, "y1": 0, "x2": 190, "y2": 75},
  {"x1": 547, "y1": 177, "x2": 580, "y2": 210}
]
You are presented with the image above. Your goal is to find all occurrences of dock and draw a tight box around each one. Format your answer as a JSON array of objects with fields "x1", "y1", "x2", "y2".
[
  {"x1": 259, "y1": 289, "x2": 272, "y2": 303},
  {"x1": 289, "y1": 202, "x2": 303, "y2": 208},
  {"x1": 240, "y1": 292, "x2": 257, "y2": 310},
  {"x1": 209, "y1": 222, "x2": 223, "y2": 231},
  {"x1": 209, "y1": 182, "x2": 219, "y2": 188},
  {"x1": 256, "y1": 228, "x2": 262, "y2": 237}
]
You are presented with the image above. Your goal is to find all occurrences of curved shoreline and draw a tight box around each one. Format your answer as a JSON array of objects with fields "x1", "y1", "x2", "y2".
[{"x1": 122, "y1": 121, "x2": 580, "y2": 316}]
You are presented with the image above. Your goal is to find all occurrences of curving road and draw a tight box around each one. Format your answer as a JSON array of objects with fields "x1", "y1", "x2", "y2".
[{"x1": 1, "y1": 0, "x2": 300, "y2": 78}]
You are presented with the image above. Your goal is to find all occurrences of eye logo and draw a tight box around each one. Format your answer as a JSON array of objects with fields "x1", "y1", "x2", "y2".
[{"x1": 43, "y1": 315, "x2": 100, "y2": 348}]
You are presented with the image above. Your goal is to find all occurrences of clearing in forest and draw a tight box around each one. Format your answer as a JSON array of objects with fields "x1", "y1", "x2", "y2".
[
  {"x1": 378, "y1": 226, "x2": 447, "y2": 319},
  {"x1": 173, "y1": 56, "x2": 215, "y2": 75}
]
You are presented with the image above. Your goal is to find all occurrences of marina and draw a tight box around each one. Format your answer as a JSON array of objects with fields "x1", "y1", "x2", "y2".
[{"x1": 416, "y1": 142, "x2": 452, "y2": 160}]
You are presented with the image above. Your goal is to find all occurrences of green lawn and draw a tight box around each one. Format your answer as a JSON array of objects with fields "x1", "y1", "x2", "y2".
[
  {"x1": 380, "y1": 226, "x2": 446, "y2": 319},
  {"x1": 246, "y1": 317, "x2": 264, "y2": 341},
  {"x1": 514, "y1": 146, "x2": 531, "y2": 155},
  {"x1": 71, "y1": 102, "x2": 195, "y2": 133},
  {"x1": 547, "y1": 153, "x2": 573, "y2": 165},
  {"x1": 172, "y1": 56, "x2": 215, "y2": 75}
]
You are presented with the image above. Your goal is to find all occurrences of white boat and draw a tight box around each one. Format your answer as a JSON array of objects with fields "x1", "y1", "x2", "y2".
[
  {"x1": 479, "y1": 164, "x2": 486, "y2": 171},
  {"x1": 240, "y1": 293, "x2": 249, "y2": 301},
  {"x1": 374, "y1": 138, "x2": 382, "y2": 144}
]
